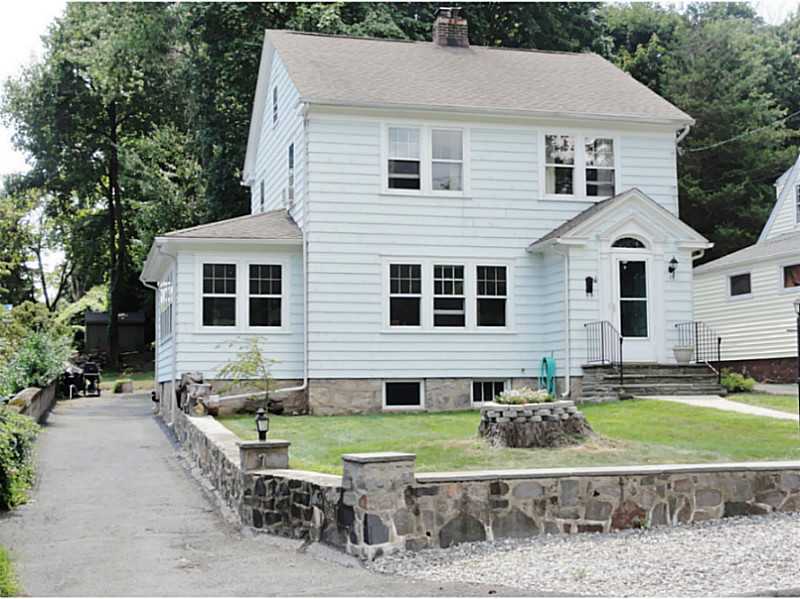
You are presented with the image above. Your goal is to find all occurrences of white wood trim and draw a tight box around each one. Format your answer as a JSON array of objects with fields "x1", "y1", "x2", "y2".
[
  {"x1": 727, "y1": 271, "x2": 754, "y2": 301},
  {"x1": 382, "y1": 379, "x2": 425, "y2": 411}
]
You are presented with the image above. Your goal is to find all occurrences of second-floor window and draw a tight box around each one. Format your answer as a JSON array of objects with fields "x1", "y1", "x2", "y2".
[
  {"x1": 432, "y1": 129, "x2": 463, "y2": 191},
  {"x1": 585, "y1": 137, "x2": 615, "y2": 197},
  {"x1": 388, "y1": 127, "x2": 421, "y2": 190},
  {"x1": 249, "y1": 264, "x2": 282, "y2": 327},
  {"x1": 288, "y1": 144, "x2": 295, "y2": 203},
  {"x1": 545, "y1": 134, "x2": 575, "y2": 195},
  {"x1": 545, "y1": 133, "x2": 617, "y2": 198},
  {"x1": 202, "y1": 264, "x2": 236, "y2": 326}
]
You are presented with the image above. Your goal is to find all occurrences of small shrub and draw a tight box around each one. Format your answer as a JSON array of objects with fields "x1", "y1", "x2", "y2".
[
  {"x1": 495, "y1": 387, "x2": 554, "y2": 405},
  {"x1": 721, "y1": 369, "x2": 756, "y2": 393},
  {"x1": 0, "y1": 330, "x2": 72, "y2": 397},
  {"x1": 0, "y1": 546, "x2": 19, "y2": 597},
  {"x1": 0, "y1": 409, "x2": 40, "y2": 511},
  {"x1": 113, "y1": 379, "x2": 133, "y2": 393}
]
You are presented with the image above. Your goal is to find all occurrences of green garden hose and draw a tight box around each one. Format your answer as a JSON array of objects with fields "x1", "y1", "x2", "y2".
[{"x1": 539, "y1": 356, "x2": 557, "y2": 395}]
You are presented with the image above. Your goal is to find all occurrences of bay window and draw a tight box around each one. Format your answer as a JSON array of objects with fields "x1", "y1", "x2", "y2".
[
  {"x1": 249, "y1": 264, "x2": 282, "y2": 327},
  {"x1": 432, "y1": 129, "x2": 463, "y2": 191},
  {"x1": 477, "y1": 265, "x2": 507, "y2": 327},
  {"x1": 585, "y1": 137, "x2": 615, "y2": 197},
  {"x1": 388, "y1": 127, "x2": 421, "y2": 190},
  {"x1": 389, "y1": 264, "x2": 422, "y2": 326},
  {"x1": 202, "y1": 263, "x2": 236, "y2": 326},
  {"x1": 545, "y1": 134, "x2": 575, "y2": 195},
  {"x1": 433, "y1": 264, "x2": 465, "y2": 327}
]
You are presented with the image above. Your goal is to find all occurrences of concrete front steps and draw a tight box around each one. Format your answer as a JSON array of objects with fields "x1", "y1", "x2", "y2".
[{"x1": 580, "y1": 363, "x2": 726, "y2": 402}]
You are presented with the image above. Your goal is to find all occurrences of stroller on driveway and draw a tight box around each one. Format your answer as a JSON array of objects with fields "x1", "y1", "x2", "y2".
[{"x1": 61, "y1": 362, "x2": 102, "y2": 399}]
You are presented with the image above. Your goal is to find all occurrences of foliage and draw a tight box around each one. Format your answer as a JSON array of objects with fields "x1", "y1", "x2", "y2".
[
  {"x1": 0, "y1": 189, "x2": 35, "y2": 306},
  {"x1": 0, "y1": 330, "x2": 72, "y2": 396},
  {"x1": 112, "y1": 379, "x2": 133, "y2": 393},
  {"x1": 0, "y1": 408, "x2": 40, "y2": 511},
  {"x1": 219, "y1": 399, "x2": 800, "y2": 474},
  {"x1": 720, "y1": 369, "x2": 757, "y2": 393},
  {"x1": 495, "y1": 387, "x2": 554, "y2": 405},
  {"x1": 0, "y1": 546, "x2": 20, "y2": 597},
  {"x1": 215, "y1": 337, "x2": 279, "y2": 402}
]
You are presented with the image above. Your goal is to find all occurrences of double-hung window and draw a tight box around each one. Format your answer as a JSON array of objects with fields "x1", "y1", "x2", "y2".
[
  {"x1": 585, "y1": 138, "x2": 615, "y2": 197},
  {"x1": 287, "y1": 144, "x2": 295, "y2": 203},
  {"x1": 249, "y1": 265, "x2": 282, "y2": 327},
  {"x1": 476, "y1": 266, "x2": 507, "y2": 327},
  {"x1": 202, "y1": 264, "x2": 236, "y2": 326},
  {"x1": 431, "y1": 129, "x2": 463, "y2": 191},
  {"x1": 433, "y1": 265, "x2": 465, "y2": 327},
  {"x1": 545, "y1": 134, "x2": 576, "y2": 195},
  {"x1": 388, "y1": 127, "x2": 421, "y2": 190},
  {"x1": 389, "y1": 264, "x2": 421, "y2": 326}
]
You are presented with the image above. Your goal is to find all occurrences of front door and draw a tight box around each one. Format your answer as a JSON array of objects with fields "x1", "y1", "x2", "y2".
[{"x1": 614, "y1": 256, "x2": 656, "y2": 362}]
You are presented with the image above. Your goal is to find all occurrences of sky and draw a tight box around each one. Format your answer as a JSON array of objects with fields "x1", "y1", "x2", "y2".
[{"x1": 0, "y1": 0, "x2": 799, "y2": 180}]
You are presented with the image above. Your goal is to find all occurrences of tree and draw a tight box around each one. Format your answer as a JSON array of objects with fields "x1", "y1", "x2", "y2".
[{"x1": 0, "y1": 188, "x2": 34, "y2": 306}]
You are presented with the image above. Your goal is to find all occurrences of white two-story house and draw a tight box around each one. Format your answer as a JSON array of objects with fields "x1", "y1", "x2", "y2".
[
  {"x1": 141, "y1": 9, "x2": 714, "y2": 418},
  {"x1": 694, "y1": 153, "x2": 800, "y2": 383}
]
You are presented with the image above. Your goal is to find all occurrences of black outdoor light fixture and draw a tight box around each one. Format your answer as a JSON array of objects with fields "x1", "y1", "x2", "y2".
[
  {"x1": 585, "y1": 276, "x2": 596, "y2": 297},
  {"x1": 255, "y1": 407, "x2": 270, "y2": 442},
  {"x1": 668, "y1": 256, "x2": 679, "y2": 279}
]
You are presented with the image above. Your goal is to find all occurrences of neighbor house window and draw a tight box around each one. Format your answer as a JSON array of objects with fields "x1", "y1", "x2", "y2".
[
  {"x1": 384, "y1": 381, "x2": 422, "y2": 409},
  {"x1": 159, "y1": 271, "x2": 173, "y2": 340},
  {"x1": 387, "y1": 127, "x2": 421, "y2": 190},
  {"x1": 272, "y1": 86, "x2": 278, "y2": 125},
  {"x1": 477, "y1": 266, "x2": 507, "y2": 327},
  {"x1": 431, "y1": 129, "x2": 463, "y2": 191},
  {"x1": 202, "y1": 264, "x2": 236, "y2": 326},
  {"x1": 389, "y1": 264, "x2": 421, "y2": 326},
  {"x1": 545, "y1": 134, "x2": 575, "y2": 195},
  {"x1": 472, "y1": 380, "x2": 505, "y2": 405},
  {"x1": 729, "y1": 273, "x2": 751, "y2": 297},
  {"x1": 585, "y1": 138, "x2": 615, "y2": 197},
  {"x1": 288, "y1": 144, "x2": 295, "y2": 203},
  {"x1": 259, "y1": 180, "x2": 265, "y2": 213},
  {"x1": 249, "y1": 264, "x2": 282, "y2": 327},
  {"x1": 784, "y1": 264, "x2": 800, "y2": 289},
  {"x1": 433, "y1": 264, "x2": 465, "y2": 327}
]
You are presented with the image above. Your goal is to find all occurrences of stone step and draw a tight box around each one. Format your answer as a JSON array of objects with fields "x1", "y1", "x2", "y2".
[{"x1": 582, "y1": 383, "x2": 726, "y2": 396}]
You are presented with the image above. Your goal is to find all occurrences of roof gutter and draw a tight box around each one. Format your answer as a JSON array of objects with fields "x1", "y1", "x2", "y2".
[
  {"x1": 676, "y1": 123, "x2": 692, "y2": 145},
  {"x1": 301, "y1": 97, "x2": 695, "y2": 128}
]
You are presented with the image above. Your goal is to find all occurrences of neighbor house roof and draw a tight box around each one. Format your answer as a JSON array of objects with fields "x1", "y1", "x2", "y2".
[
  {"x1": 266, "y1": 30, "x2": 693, "y2": 124},
  {"x1": 162, "y1": 209, "x2": 301, "y2": 241},
  {"x1": 694, "y1": 231, "x2": 800, "y2": 275}
]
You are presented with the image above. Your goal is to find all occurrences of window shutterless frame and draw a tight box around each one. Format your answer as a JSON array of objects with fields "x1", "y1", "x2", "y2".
[
  {"x1": 728, "y1": 272, "x2": 752, "y2": 299},
  {"x1": 201, "y1": 262, "x2": 237, "y2": 327},
  {"x1": 247, "y1": 264, "x2": 283, "y2": 328},
  {"x1": 780, "y1": 261, "x2": 800, "y2": 292},
  {"x1": 433, "y1": 264, "x2": 466, "y2": 327},
  {"x1": 471, "y1": 379, "x2": 508, "y2": 405},
  {"x1": 388, "y1": 263, "x2": 423, "y2": 328},
  {"x1": 540, "y1": 130, "x2": 620, "y2": 202},
  {"x1": 476, "y1": 265, "x2": 508, "y2": 328},
  {"x1": 382, "y1": 380, "x2": 425, "y2": 411}
]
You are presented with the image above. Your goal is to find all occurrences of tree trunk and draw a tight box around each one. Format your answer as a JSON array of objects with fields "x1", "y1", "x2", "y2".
[{"x1": 106, "y1": 101, "x2": 122, "y2": 368}]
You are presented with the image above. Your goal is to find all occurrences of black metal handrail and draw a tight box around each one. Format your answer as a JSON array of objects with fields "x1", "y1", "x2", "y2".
[
  {"x1": 675, "y1": 321, "x2": 722, "y2": 383},
  {"x1": 584, "y1": 320, "x2": 624, "y2": 385}
]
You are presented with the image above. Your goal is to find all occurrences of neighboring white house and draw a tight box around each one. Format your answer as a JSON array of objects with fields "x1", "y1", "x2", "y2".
[
  {"x1": 141, "y1": 9, "x2": 714, "y2": 417},
  {"x1": 694, "y1": 154, "x2": 800, "y2": 382}
]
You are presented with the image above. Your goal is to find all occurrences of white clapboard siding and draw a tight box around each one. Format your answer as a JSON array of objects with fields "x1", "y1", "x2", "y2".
[
  {"x1": 762, "y1": 166, "x2": 799, "y2": 240},
  {"x1": 695, "y1": 259, "x2": 799, "y2": 360},
  {"x1": 305, "y1": 115, "x2": 681, "y2": 378},
  {"x1": 155, "y1": 267, "x2": 175, "y2": 383},
  {"x1": 251, "y1": 52, "x2": 306, "y2": 228},
  {"x1": 172, "y1": 247, "x2": 304, "y2": 380}
]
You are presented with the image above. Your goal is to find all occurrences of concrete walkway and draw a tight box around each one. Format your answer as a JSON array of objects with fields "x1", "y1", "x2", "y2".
[
  {"x1": 0, "y1": 394, "x2": 522, "y2": 597},
  {"x1": 644, "y1": 395, "x2": 798, "y2": 421},
  {"x1": 755, "y1": 383, "x2": 798, "y2": 397}
]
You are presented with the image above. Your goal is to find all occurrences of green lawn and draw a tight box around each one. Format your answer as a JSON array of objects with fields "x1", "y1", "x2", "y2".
[
  {"x1": 0, "y1": 547, "x2": 19, "y2": 597},
  {"x1": 726, "y1": 393, "x2": 799, "y2": 415},
  {"x1": 99, "y1": 370, "x2": 154, "y2": 392},
  {"x1": 219, "y1": 399, "x2": 800, "y2": 474}
]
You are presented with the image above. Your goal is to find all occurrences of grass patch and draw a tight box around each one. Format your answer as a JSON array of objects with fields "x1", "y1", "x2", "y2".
[
  {"x1": 0, "y1": 547, "x2": 20, "y2": 597},
  {"x1": 99, "y1": 370, "x2": 154, "y2": 392},
  {"x1": 726, "y1": 393, "x2": 798, "y2": 415},
  {"x1": 219, "y1": 399, "x2": 800, "y2": 474}
]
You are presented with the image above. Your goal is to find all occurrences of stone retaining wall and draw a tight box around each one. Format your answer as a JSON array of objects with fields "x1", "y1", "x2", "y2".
[
  {"x1": 165, "y1": 409, "x2": 800, "y2": 561},
  {"x1": 9, "y1": 381, "x2": 58, "y2": 424},
  {"x1": 480, "y1": 400, "x2": 580, "y2": 424}
]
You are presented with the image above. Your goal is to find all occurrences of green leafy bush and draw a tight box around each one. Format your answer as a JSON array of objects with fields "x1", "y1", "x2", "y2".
[
  {"x1": 113, "y1": 379, "x2": 133, "y2": 393},
  {"x1": 0, "y1": 409, "x2": 40, "y2": 511},
  {"x1": 721, "y1": 369, "x2": 756, "y2": 393},
  {"x1": 0, "y1": 330, "x2": 72, "y2": 397},
  {"x1": 495, "y1": 387, "x2": 554, "y2": 405},
  {"x1": 0, "y1": 546, "x2": 19, "y2": 597}
]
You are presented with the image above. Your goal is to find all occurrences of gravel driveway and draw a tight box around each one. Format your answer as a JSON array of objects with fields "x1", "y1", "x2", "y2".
[{"x1": 369, "y1": 513, "x2": 800, "y2": 596}]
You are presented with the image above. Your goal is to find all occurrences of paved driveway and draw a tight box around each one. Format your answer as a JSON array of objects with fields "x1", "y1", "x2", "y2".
[{"x1": 1, "y1": 394, "x2": 519, "y2": 596}]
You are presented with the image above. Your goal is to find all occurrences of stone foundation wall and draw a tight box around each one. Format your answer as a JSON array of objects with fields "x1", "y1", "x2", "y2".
[
  {"x1": 206, "y1": 379, "x2": 307, "y2": 415},
  {"x1": 719, "y1": 358, "x2": 797, "y2": 384},
  {"x1": 8, "y1": 380, "x2": 58, "y2": 424}
]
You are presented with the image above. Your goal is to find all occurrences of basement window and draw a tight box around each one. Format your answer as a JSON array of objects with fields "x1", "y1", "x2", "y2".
[
  {"x1": 729, "y1": 273, "x2": 752, "y2": 297},
  {"x1": 202, "y1": 263, "x2": 236, "y2": 326},
  {"x1": 472, "y1": 380, "x2": 506, "y2": 405},
  {"x1": 384, "y1": 381, "x2": 422, "y2": 409}
]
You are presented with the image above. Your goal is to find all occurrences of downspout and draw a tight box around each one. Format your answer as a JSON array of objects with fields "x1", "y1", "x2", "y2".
[
  {"x1": 676, "y1": 124, "x2": 691, "y2": 146},
  {"x1": 559, "y1": 247, "x2": 572, "y2": 398},
  {"x1": 139, "y1": 277, "x2": 159, "y2": 402}
]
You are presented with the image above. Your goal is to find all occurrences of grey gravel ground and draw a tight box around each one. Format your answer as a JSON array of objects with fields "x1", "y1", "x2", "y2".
[{"x1": 369, "y1": 513, "x2": 800, "y2": 597}]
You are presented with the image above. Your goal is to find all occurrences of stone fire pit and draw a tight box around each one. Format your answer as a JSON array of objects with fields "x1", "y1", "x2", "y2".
[{"x1": 478, "y1": 400, "x2": 593, "y2": 448}]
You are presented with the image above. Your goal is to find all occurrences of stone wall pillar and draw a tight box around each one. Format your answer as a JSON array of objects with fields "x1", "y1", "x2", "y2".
[{"x1": 341, "y1": 452, "x2": 417, "y2": 560}]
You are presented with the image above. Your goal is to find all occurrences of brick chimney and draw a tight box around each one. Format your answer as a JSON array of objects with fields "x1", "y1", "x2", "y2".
[{"x1": 432, "y1": 7, "x2": 469, "y2": 48}]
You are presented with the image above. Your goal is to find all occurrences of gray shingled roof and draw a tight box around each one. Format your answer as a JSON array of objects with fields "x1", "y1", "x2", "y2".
[
  {"x1": 163, "y1": 209, "x2": 301, "y2": 241},
  {"x1": 528, "y1": 196, "x2": 618, "y2": 250},
  {"x1": 694, "y1": 231, "x2": 800, "y2": 274},
  {"x1": 268, "y1": 30, "x2": 692, "y2": 123}
]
